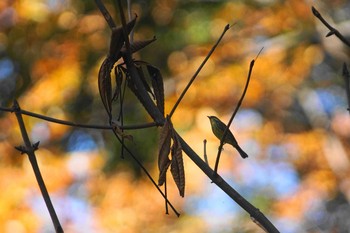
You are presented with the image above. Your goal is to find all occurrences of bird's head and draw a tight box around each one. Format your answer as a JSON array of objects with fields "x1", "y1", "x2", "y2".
[{"x1": 207, "y1": 115, "x2": 218, "y2": 122}]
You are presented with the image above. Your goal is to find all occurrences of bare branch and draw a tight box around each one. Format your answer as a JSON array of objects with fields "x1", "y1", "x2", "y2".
[
  {"x1": 312, "y1": 6, "x2": 350, "y2": 47},
  {"x1": 168, "y1": 24, "x2": 231, "y2": 119},
  {"x1": 12, "y1": 100, "x2": 64, "y2": 233},
  {"x1": 95, "y1": 0, "x2": 116, "y2": 29},
  {"x1": 343, "y1": 63, "x2": 350, "y2": 113},
  {"x1": 111, "y1": 127, "x2": 180, "y2": 217},
  {"x1": 0, "y1": 106, "x2": 159, "y2": 130},
  {"x1": 214, "y1": 48, "x2": 262, "y2": 174},
  {"x1": 176, "y1": 131, "x2": 280, "y2": 233}
]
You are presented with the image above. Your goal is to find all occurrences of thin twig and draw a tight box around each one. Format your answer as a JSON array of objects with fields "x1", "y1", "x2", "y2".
[
  {"x1": 95, "y1": 0, "x2": 116, "y2": 29},
  {"x1": 312, "y1": 6, "x2": 350, "y2": 47},
  {"x1": 213, "y1": 48, "x2": 262, "y2": 174},
  {"x1": 168, "y1": 24, "x2": 232, "y2": 119},
  {"x1": 12, "y1": 101, "x2": 64, "y2": 233},
  {"x1": 127, "y1": 0, "x2": 134, "y2": 43},
  {"x1": 203, "y1": 139, "x2": 208, "y2": 165},
  {"x1": 176, "y1": 131, "x2": 280, "y2": 233},
  {"x1": 342, "y1": 63, "x2": 350, "y2": 113},
  {"x1": 164, "y1": 176, "x2": 169, "y2": 215},
  {"x1": 111, "y1": 128, "x2": 180, "y2": 216},
  {"x1": 0, "y1": 106, "x2": 158, "y2": 129}
]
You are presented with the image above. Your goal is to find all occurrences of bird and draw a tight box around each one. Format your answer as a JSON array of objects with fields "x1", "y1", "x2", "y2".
[{"x1": 207, "y1": 116, "x2": 248, "y2": 159}]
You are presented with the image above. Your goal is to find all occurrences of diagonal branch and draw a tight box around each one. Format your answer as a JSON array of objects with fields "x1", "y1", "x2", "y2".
[
  {"x1": 12, "y1": 100, "x2": 64, "y2": 233},
  {"x1": 95, "y1": 0, "x2": 116, "y2": 29},
  {"x1": 312, "y1": 6, "x2": 350, "y2": 48},
  {"x1": 176, "y1": 131, "x2": 279, "y2": 233},
  {"x1": 168, "y1": 24, "x2": 231, "y2": 119},
  {"x1": 95, "y1": 2, "x2": 277, "y2": 229},
  {"x1": 110, "y1": 127, "x2": 180, "y2": 216},
  {"x1": 214, "y1": 49, "x2": 262, "y2": 174}
]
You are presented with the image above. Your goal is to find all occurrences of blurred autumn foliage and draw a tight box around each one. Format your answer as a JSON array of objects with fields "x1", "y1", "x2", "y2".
[{"x1": 0, "y1": 0, "x2": 350, "y2": 232}]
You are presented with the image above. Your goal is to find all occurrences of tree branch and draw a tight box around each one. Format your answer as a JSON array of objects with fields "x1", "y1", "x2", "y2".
[
  {"x1": 214, "y1": 51, "x2": 260, "y2": 174},
  {"x1": 0, "y1": 106, "x2": 158, "y2": 130},
  {"x1": 176, "y1": 131, "x2": 279, "y2": 233},
  {"x1": 342, "y1": 63, "x2": 350, "y2": 113},
  {"x1": 312, "y1": 6, "x2": 350, "y2": 47},
  {"x1": 12, "y1": 100, "x2": 64, "y2": 233},
  {"x1": 168, "y1": 24, "x2": 231, "y2": 119}
]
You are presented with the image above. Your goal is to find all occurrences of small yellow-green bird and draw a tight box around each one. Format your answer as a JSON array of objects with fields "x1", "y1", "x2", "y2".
[{"x1": 208, "y1": 116, "x2": 248, "y2": 159}]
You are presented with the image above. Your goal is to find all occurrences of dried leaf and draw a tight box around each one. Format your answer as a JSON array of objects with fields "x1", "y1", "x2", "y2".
[
  {"x1": 147, "y1": 65, "x2": 165, "y2": 116},
  {"x1": 111, "y1": 121, "x2": 133, "y2": 141},
  {"x1": 126, "y1": 70, "x2": 156, "y2": 117},
  {"x1": 98, "y1": 58, "x2": 113, "y2": 119},
  {"x1": 109, "y1": 16, "x2": 137, "y2": 61},
  {"x1": 112, "y1": 65, "x2": 124, "y2": 102},
  {"x1": 158, "y1": 117, "x2": 173, "y2": 186},
  {"x1": 170, "y1": 131, "x2": 185, "y2": 197},
  {"x1": 121, "y1": 36, "x2": 157, "y2": 54},
  {"x1": 135, "y1": 64, "x2": 155, "y2": 99}
]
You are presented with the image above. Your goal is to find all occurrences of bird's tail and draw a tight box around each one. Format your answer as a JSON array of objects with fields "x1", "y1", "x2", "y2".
[{"x1": 235, "y1": 145, "x2": 248, "y2": 159}]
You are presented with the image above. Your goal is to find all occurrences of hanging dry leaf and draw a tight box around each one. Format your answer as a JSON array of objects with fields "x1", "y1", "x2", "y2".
[
  {"x1": 109, "y1": 16, "x2": 137, "y2": 61},
  {"x1": 121, "y1": 36, "x2": 157, "y2": 55},
  {"x1": 111, "y1": 121, "x2": 133, "y2": 141},
  {"x1": 112, "y1": 65, "x2": 123, "y2": 102},
  {"x1": 170, "y1": 131, "x2": 185, "y2": 197},
  {"x1": 147, "y1": 65, "x2": 165, "y2": 116},
  {"x1": 135, "y1": 64, "x2": 155, "y2": 99},
  {"x1": 98, "y1": 58, "x2": 113, "y2": 119},
  {"x1": 158, "y1": 117, "x2": 173, "y2": 186}
]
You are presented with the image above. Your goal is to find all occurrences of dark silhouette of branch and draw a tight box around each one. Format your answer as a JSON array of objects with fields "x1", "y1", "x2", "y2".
[
  {"x1": 214, "y1": 49, "x2": 262, "y2": 174},
  {"x1": 95, "y1": 0, "x2": 116, "y2": 29},
  {"x1": 176, "y1": 132, "x2": 279, "y2": 233},
  {"x1": 312, "y1": 6, "x2": 350, "y2": 47},
  {"x1": 116, "y1": 0, "x2": 164, "y2": 124},
  {"x1": 93, "y1": 0, "x2": 180, "y2": 216},
  {"x1": 0, "y1": 106, "x2": 158, "y2": 130},
  {"x1": 92, "y1": 3, "x2": 277, "y2": 227},
  {"x1": 12, "y1": 100, "x2": 64, "y2": 233},
  {"x1": 1, "y1": 101, "x2": 180, "y2": 217},
  {"x1": 168, "y1": 24, "x2": 232, "y2": 119},
  {"x1": 343, "y1": 63, "x2": 350, "y2": 113},
  {"x1": 1, "y1": 0, "x2": 280, "y2": 231},
  {"x1": 110, "y1": 126, "x2": 180, "y2": 217}
]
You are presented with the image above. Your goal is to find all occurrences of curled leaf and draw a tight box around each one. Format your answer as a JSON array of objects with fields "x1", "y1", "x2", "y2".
[
  {"x1": 98, "y1": 58, "x2": 113, "y2": 119},
  {"x1": 109, "y1": 15, "x2": 137, "y2": 61},
  {"x1": 158, "y1": 117, "x2": 173, "y2": 186},
  {"x1": 112, "y1": 65, "x2": 124, "y2": 102},
  {"x1": 170, "y1": 131, "x2": 185, "y2": 197},
  {"x1": 147, "y1": 65, "x2": 165, "y2": 116},
  {"x1": 135, "y1": 64, "x2": 155, "y2": 99},
  {"x1": 111, "y1": 121, "x2": 133, "y2": 141},
  {"x1": 121, "y1": 36, "x2": 157, "y2": 55}
]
